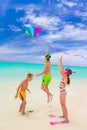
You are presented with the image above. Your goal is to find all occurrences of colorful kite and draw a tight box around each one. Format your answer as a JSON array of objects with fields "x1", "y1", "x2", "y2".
[
  {"x1": 25, "y1": 27, "x2": 43, "y2": 39},
  {"x1": 25, "y1": 27, "x2": 87, "y2": 58}
]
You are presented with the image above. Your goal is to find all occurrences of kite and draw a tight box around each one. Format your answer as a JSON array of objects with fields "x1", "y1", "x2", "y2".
[
  {"x1": 25, "y1": 27, "x2": 43, "y2": 40},
  {"x1": 25, "y1": 27, "x2": 87, "y2": 58}
]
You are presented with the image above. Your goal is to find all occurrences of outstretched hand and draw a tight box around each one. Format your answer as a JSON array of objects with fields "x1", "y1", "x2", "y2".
[
  {"x1": 36, "y1": 74, "x2": 39, "y2": 76},
  {"x1": 46, "y1": 49, "x2": 48, "y2": 54},
  {"x1": 14, "y1": 94, "x2": 18, "y2": 99}
]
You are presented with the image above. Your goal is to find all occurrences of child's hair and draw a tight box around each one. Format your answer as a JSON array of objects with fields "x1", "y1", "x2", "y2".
[
  {"x1": 27, "y1": 72, "x2": 33, "y2": 78},
  {"x1": 67, "y1": 75, "x2": 70, "y2": 84}
]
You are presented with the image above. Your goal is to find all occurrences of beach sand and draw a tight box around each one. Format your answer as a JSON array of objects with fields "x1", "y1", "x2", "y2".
[{"x1": 0, "y1": 79, "x2": 87, "y2": 130}]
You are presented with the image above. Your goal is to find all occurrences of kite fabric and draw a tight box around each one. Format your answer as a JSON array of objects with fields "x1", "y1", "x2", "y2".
[{"x1": 25, "y1": 27, "x2": 43, "y2": 38}]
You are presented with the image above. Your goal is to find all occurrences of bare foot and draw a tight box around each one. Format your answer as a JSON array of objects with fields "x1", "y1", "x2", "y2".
[
  {"x1": 19, "y1": 109, "x2": 22, "y2": 112},
  {"x1": 61, "y1": 120, "x2": 69, "y2": 123},
  {"x1": 59, "y1": 116, "x2": 64, "y2": 118},
  {"x1": 21, "y1": 112, "x2": 26, "y2": 115},
  {"x1": 50, "y1": 94, "x2": 54, "y2": 101},
  {"x1": 47, "y1": 97, "x2": 50, "y2": 103}
]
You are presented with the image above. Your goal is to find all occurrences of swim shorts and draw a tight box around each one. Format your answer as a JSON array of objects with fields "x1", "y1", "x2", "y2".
[
  {"x1": 42, "y1": 74, "x2": 52, "y2": 85},
  {"x1": 18, "y1": 90, "x2": 26, "y2": 101}
]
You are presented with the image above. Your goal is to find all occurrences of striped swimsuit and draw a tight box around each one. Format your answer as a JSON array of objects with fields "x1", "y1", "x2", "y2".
[{"x1": 59, "y1": 80, "x2": 66, "y2": 93}]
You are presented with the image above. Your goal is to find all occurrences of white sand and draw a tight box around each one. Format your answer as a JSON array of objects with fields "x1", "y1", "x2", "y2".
[{"x1": 0, "y1": 79, "x2": 87, "y2": 130}]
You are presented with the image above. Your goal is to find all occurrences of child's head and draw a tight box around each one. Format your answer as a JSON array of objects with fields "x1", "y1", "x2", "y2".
[
  {"x1": 64, "y1": 68, "x2": 73, "y2": 75},
  {"x1": 64, "y1": 68, "x2": 72, "y2": 85},
  {"x1": 64, "y1": 68, "x2": 75, "y2": 85},
  {"x1": 27, "y1": 72, "x2": 33, "y2": 81}
]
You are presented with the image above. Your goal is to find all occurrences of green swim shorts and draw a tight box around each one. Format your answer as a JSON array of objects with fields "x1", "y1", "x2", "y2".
[{"x1": 42, "y1": 74, "x2": 52, "y2": 85}]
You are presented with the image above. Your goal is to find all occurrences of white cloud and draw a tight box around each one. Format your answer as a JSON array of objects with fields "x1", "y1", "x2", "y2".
[
  {"x1": 60, "y1": 24, "x2": 87, "y2": 41},
  {"x1": 8, "y1": 25, "x2": 22, "y2": 32},
  {"x1": 50, "y1": 49, "x2": 87, "y2": 66},
  {"x1": 20, "y1": 14, "x2": 61, "y2": 31},
  {"x1": 0, "y1": 39, "x2": 46, "y2": 55},
  {"x1": 39, "y1": 23, "x2": 87, "y2": 43},
  {"x1": 15, "y1": 4, "x2": 40, "y2": 13},
  {"x1": 20, "y1": 7, "x2": 87, "y2": 42},
  {"x1": 0, "y1": 38, "x2": 87, "y2": 66},
  {"x1": 0, "y1": 45, "x2": 32, "y2": 54},
  {"x1": 1, "y1": 1, "x2": 87, "y2": 66},
  {"x1": 75, "y1": 10, "x2": 87, "y2": 17},
  {"x1": 61, "y1": 0, "x2": 77, "y2": 7},
  {"x1": 16, "y1": 3, "x2": 61, "y2": 31},
  {"x1": 0, "y1": 54, "x2": 43, "y2": 63}
]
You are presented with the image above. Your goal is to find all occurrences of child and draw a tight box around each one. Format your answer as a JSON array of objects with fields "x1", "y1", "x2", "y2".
[
  {"x1": 36, "y1": 50, "x2": 53, "y2": 103},
  {"x1": 58, "y1": 56, "x2": 74, "y2": 123},
  {"x1": 14, "y1": 72, "x2": 33, "y2": 115}
]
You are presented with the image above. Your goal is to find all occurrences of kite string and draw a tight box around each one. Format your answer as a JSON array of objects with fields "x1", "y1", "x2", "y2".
[{"x1": 47, "y1": 44, "x2": 87, "y2": 58}]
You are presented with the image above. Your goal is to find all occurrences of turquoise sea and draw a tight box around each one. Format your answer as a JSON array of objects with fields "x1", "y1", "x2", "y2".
[{"x1": 0, "y1": 62, "x2": 87, "y2": 84}]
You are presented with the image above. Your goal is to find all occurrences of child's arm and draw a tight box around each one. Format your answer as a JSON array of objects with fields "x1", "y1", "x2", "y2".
[
  {"x1": 45, "y1": 49, "x2": 48, "y2": 54},
  {"x1": 36, "y1": 62, "x2": 48, "y2": 76},
  {"x1": 36, "y1": 49, "x2": 48, "y2": 76},
  {"x1": 14, "y1": 83, "x2": 22, "y2": 99},
  {"x1": 63, "y1": 75, "x2": 68, "y2": 85},
  {"x1": 27, "y1": 88, "x2": 31, "y2": 94},
  {"x1": 36, "y1": 72, "x2": 44, "y2": 76},
  {"x1": 58, "y1": 56, "x2": 65, "y2": 77}
]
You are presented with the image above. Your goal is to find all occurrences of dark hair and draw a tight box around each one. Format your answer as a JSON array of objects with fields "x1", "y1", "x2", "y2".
[
  {"x1": 46, "y1": 58, "x2": 50, "y2": 61},
  {"x1": 65, "y1": 68, "x2": 72, "y2": 75},
  {"x1": 67, "y1": 75, "x2": 70, "y2": 84},
  {"x1": 27, "y1": 73, "x2": 33, "y2": 78}
]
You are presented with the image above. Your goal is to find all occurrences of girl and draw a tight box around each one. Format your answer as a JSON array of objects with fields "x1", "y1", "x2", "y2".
[{"x1": 58, "y1": 56, "x2": 73, "y2": 123}]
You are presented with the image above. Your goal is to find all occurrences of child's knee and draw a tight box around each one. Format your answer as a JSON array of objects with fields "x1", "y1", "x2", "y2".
[
  {"x1": 60, "y1": 102, "x2": 65, "y2": 107},
  {"x1": 23, "y1": 100, "x2": 26, "y2": 105},
  {"x1": 41, "y1": 85, "x2": 44, "y2": 90}
]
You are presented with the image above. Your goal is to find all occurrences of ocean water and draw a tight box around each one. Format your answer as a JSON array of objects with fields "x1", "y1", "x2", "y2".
[{"x1": 0, "y1": 62, "x2": 87, "y2": 84}]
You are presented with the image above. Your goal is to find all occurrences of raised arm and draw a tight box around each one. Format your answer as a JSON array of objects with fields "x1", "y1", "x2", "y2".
[
  {"x1": 58, "y1": 56, "x2": 65, "y2": 77},
  {"x1": 45, "y1": 49, "x2": 48, "y2": 55},
  {"x1": 36, "y1": 49, "x2": 49, "y2": 76}
]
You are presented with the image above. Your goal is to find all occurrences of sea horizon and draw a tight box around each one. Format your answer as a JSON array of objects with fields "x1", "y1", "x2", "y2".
[
  {"x1": 0, "y1": 61, "x2": 87, "y2": 83},
  {"x1": 0, "y1": 61, "x2": 87, "y2": 68}
]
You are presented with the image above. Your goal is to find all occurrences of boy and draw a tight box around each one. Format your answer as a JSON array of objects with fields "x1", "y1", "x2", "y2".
[
  {"x1": 36, "y1": 50, "x2": 53, "y2": 103},
  {"x1": 14, "y1": 72, "x2": 33, "y2": 115}
]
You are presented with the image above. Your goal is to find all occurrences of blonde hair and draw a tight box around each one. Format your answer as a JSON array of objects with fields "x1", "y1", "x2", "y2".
[{"x1": 27, "y1": 72, "x2": 33, "y2": 78}]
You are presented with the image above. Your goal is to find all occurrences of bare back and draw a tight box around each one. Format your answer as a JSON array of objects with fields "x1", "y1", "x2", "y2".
[
  {"x1": 20, "y1": 79, "x2": 28, "y2": 91},
  {"x1": 44, "y1": 60, "x2": 51, "y2": 74}
]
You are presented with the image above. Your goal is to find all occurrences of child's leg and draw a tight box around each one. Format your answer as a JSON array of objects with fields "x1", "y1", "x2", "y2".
[
  {"x1": 60, "y1": 92, "x2": 69, "y2": 121},
  {"x1": 21, "y1": 100, "x2": 26, "y2": 115},
  {"x1": 19, "y1": 102, "x2": 23, "y2": 112},
  {"x1": 46, "y1": 86, "x2": 53, "y2": 102},
  {"x1": 41, "y1": 84, "x2": 53, "y2": 103},
  {"x1": 46, "y1": 86, "x2": 50, "y2": 103}
]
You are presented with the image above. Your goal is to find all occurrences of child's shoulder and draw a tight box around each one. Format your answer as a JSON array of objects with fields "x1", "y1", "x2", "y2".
[{"x1": 20, "y1": 79, "x2": 25, "y2": 84}]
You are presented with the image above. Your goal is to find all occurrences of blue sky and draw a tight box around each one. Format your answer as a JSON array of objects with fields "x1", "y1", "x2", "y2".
[{"x1": 0, "y1": 0, "x2": 87, "y2": 66}]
